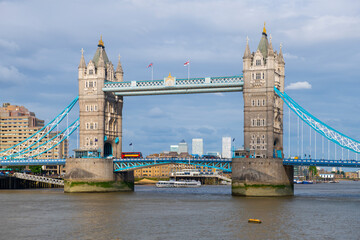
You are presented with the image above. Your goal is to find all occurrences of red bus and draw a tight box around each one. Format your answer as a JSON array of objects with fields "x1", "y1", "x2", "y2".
[{"x1": 121, "y1": 152, "x2": 143, "y2": 159}]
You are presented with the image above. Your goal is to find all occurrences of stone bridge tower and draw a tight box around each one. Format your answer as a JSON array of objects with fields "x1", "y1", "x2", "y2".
[
  {"x1": 77, "y1": 37, "x2": 123, "y2": 159},
  {"x1": 64, "y1": 37, "x2": 133, "y2": 193},
  {"x1": 243, "y1": 25, "x2": 285, "y2": 158},
  {"x1": 232, "y1": 25, "x2": 293, "y2": 197}
]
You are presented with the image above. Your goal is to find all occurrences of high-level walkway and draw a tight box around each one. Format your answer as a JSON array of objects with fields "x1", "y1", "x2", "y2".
[{"x1": 103, "y1": 75, "x2": 243, "y2": 96}]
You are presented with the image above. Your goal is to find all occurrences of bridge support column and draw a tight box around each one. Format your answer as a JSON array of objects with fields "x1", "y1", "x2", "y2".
[
  {"x1": 64, "y1": 158, "x2": 134, "y2": 193},
  {"x1": 231, "y1": 158, "x2": 293, "y2": 197}
]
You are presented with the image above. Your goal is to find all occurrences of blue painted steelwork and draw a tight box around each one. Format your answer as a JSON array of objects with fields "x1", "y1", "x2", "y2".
[
  {"x1": 103, "y1": 75, "x2": 243, "y2": 96},
  {"x1": 283, "y1": 158, "x2": 360, "y2": 168},
  {"x1": 113, "y1": 158, "x2": 232, "y2": 172},
  {"x1": 0, "y1": 97, "x2": 79, "y2": 158},
  {"x1": 2, "y1": 158, "x2": 359, "y2": 169},
  {"x1": 0, "y1": 159, "x2": 66, "y2": 166},
  {"x1": 10, "y1": 119, "x2": 79, "y2": 159},
  {"x1": 26, "y1": 119, "x2": 80, "y2": 159},
  {"x1": 275, "y1": 87, "x2": 360, "y2": 153}
]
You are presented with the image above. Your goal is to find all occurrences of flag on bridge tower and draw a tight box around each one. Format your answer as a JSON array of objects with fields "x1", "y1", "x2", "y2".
[
  {"x1": 147, "y1": 63, "x2": 154, "y2": 80},
  {"x1": 184, "y1": 60, "x2": 190, "y2": 80}
]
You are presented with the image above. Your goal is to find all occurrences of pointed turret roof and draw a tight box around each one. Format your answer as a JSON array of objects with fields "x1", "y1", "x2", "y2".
[
  {"x1": 116, "y1": 55, "x2": 123, "y2": 73},
  {"x1": 78, "y1": 48, "x2": 86, "y2": 68},
  {"x1": 267, "y1": 34, "x2": 274, "y2": 57},
  {"x1": 93, "y1": 36, "x2": 109, "y2": 68},
  {"x1": 243, "y1": 36, "x2": 251, "y2": 58},
  {"x1": 278, "y1": 43, "x2": 285, "y2": 64},
  {"x1": 97, "y1": 48, "x2": 105, "y2": 68},
  {"x1": 257, "y1": 22, "x2": 269, "y2": 59}
]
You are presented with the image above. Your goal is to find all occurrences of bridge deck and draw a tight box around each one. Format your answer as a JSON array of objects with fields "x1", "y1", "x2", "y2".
[{"x1": 1, "y1": 158, "x2": 359, "y2": 170}]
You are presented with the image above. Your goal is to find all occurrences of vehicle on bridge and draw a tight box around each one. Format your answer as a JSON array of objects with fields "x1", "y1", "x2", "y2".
[{"x1": 121, "y1": 152, "x2": 143, "y2": 159}]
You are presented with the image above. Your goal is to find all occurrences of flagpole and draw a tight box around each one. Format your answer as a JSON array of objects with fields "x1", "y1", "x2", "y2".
[
  {"x1": 152, "y1": 65, "x2": 153, "y2": 81},
  {"x1": 188, "y1": 63, "x2": 190, "y2": 80}
]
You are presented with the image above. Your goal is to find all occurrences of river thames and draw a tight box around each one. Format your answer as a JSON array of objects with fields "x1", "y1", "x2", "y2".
[{"x1": 0, "y1": 181, "x2": 359, "y2": 240}]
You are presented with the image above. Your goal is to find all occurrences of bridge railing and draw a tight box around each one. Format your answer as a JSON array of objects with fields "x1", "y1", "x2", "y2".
[{"x1": 0, "y1": 159, "x2": 66, "y2": 166}]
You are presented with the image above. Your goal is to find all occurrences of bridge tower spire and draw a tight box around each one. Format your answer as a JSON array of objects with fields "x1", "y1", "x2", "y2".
[
  {"x1": 232, "y1": 25, "x2": 293, "y2": 197},
  {"x1": 115, "y1": 55, "x2": 124, "y2": 82}
]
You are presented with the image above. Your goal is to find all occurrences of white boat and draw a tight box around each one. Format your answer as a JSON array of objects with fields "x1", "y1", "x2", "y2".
[{"x1": 156, "y1": 180, "x2": 201, "y2": 188}]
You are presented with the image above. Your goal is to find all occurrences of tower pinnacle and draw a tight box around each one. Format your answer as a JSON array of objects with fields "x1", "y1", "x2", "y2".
[
  {"x1": 243, "y1": 36, "x2": 251, "y2": 59},
  {"x1": 263, "y1": 22, "x2": 266, "y2": 34},
  {"x1": 78, "y1": 48, "x2": 86, "y2": 69},
  {"x1": 115, "y1": 54, "x2": 124, "y2": 81},
  {"x1": 98, "y1": 35, "x2": 104, "y2": 48}
]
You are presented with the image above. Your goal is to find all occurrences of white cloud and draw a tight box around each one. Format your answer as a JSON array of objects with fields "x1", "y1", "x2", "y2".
[
  {"x1": 283, "y1": 52, "x2": 304, "y2": 61},
  {"x1": 282, "y1": 15, "x2": 360, "y2": 44},
  {"x1": 148, "y1": 107, "x2": 165, "y2": 118},
  {"x1": 286, "y1": 81, "x2": 312, "y2": 90},
  {"x1": 0, "y1": 65, "x2": 24, "y2": 82},
  {"x1": 0, "y1": 39, "x2": 19, "y2": 51}
]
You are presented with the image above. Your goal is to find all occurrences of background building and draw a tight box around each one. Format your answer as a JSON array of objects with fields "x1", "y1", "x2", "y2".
[
  {"x1": 192, "y1": 138, "x2": 203, "y2": 156},
  {"x1": 178, "y1": 139, "x2": 188, "y2": 153},
  {"x1": 170, "y1": 145, "x2": 179, "y2": 152},
  {"x1": 222, "y1": 137, "x2": 232, "y2": 158},
  {"x1": 0, "y1": 103, "x2": 68, "y2": 174}
]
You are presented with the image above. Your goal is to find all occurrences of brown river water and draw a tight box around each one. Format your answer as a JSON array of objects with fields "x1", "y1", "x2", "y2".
[{"x1": 0, "y1": 181, "x2": 359, "y2": 240}]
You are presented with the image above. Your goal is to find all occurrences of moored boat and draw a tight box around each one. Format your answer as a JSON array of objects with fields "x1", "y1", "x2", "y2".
[{"x1": 302, "y1": 180, "x2": 313, "y2": 184}]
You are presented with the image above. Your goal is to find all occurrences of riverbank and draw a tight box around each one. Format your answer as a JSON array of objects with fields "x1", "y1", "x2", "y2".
[{"x1": 135, "y1": 178, "x2": 159, "y2": 185}]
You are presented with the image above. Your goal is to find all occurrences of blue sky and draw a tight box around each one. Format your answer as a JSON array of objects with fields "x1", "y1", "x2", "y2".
[{"x1": 1, "y1": 0, "x2": 360, "y2": 159}]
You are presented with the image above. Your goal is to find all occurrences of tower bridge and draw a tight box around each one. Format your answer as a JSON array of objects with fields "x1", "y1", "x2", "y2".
[
  {"x1": 1, "y1": 25, "x2": 360, "y2": 195},
  {"x1": 65, "y1": 25, "x2": 293, "y2": 196}
]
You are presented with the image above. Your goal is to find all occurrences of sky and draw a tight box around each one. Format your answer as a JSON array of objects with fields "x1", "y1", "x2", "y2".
[{"x1": 1, "y1": 0, "x2": 360, "y2": 159}]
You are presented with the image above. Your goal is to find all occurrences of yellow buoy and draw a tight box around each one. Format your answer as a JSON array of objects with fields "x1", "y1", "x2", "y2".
[{"x1": 248, "y1": 219, "x2": 262, "y2": 223}]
